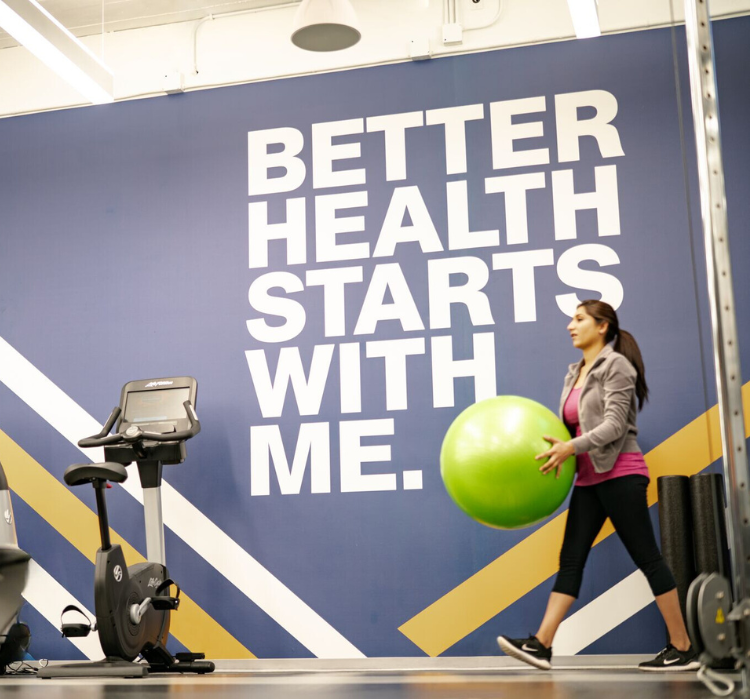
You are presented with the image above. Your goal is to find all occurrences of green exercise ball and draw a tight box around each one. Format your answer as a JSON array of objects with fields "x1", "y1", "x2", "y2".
[{"x1": 440, "y1": 395, "x2": 575, "y2": 529}]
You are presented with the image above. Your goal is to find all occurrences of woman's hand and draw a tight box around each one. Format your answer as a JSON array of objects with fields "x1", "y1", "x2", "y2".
[{"x1": 536, "y1": 436, "x2": 575, "y2": 478}]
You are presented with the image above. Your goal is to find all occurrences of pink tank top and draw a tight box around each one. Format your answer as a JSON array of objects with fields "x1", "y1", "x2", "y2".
[{"x1": 562, "y1": 387, "x2": 649, "y2": 486}]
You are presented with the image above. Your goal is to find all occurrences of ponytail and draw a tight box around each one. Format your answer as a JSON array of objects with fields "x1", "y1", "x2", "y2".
[
  {"x1": 578, "y1": 299, "x2": 650, "y2": 411},
  {"x1": 614, "y1": 329, "x2": 649, "y2": 411}
]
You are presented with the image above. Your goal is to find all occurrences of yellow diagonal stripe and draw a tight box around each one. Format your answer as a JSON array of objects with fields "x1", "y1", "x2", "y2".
[
  {"x1": 0, "y1": 428, "x2": 255, "y2": 659},
  {"x1": 399, "y1": 383, "x2": 750, "y2": 657}
]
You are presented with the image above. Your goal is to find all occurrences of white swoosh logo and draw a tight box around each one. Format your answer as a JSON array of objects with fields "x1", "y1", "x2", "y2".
[
  {"x1": 522, "y1": 644, "x2": 538, "y2": 652},
  {"x1": 663, "y1": 657, "x2": 681, "y2": 665}
]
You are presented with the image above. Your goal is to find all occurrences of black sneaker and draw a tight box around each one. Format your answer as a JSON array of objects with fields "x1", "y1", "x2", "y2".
[
  {"x1": 497, "y1": 634, "x2": 552, "y2": 670},
  {"x1": 638, "y1": 645, "x2": 701, "y2": 672}
]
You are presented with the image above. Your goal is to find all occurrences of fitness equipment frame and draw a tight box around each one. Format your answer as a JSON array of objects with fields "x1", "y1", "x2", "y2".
[
  {"x1": 682, "y1": 0, "x2": 750, "y2": 694},
  {"x1": 0, "y1": 459, "x2": 31, "y2": 673},
  {"x1": 38, "y1": 377, "x2": 214, "y2": 679}
]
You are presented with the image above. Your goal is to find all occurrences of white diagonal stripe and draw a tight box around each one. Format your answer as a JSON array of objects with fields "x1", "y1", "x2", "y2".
[
  {"x1": 0, "y1": 336, "x2": 364, "y2": 659},
  {"x1": 23, "y1": 559, "x2": 103, "y2": 660},
  {"x1": 554, "y1": 569, "x2": 653, "y2": 655}
]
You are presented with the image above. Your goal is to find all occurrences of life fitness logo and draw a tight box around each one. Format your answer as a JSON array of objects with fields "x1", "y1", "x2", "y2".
[
  {"x1": 113, "y1": 565, "x2": 123, "y2": 582},
  {"x1": 145, "y1": 381, "x2": 174, "y2": 388}
]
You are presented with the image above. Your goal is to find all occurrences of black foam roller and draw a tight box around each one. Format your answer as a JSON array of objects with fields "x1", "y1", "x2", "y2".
[
  {"x1": 690, "y1": 473, "x2": 731, "y2": 578},
  {"x1": 657, "y1": 475, "x2": 696, "y2": 629}
]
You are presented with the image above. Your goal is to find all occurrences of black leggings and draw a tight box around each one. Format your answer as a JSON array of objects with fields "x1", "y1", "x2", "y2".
[{"x1": 553, "y1": 475, "x2": 676, "y2": 598}]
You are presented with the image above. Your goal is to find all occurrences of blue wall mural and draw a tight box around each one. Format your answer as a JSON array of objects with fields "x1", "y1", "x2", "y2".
[{"x1": 0, "y1": 16, "x2": 748, "y2": 661}]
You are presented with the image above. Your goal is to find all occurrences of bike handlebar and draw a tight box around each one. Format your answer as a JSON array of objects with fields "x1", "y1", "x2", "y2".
[{"x1": 78, "y1": 401, "x2": 201, "y2": 449}]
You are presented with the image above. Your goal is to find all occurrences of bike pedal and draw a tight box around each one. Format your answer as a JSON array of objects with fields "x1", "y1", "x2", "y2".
[
  {"x1": 62, "y1": 623, "x2": 91, "y2": 638},
  {"x1": 175, "y1": 652, "x2": 205, "y2": 662},
  {"x1": 151, "y1": 597, "x2": 180, "y2": 611}
]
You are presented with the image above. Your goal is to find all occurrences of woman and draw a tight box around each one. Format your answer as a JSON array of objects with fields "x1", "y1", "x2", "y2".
[{"x1": 497, "y1": 300, "x2": 699, "y2": 672}]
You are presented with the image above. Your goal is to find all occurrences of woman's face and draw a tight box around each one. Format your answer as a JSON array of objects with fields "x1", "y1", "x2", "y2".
[{"x1": 567, "y1": 306, "x2": 606, "y2": 350}]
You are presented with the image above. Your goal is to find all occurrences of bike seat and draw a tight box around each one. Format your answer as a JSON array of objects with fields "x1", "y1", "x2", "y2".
[{"x1": 64, "y1": 462, "x2": 128, "y2": 486}]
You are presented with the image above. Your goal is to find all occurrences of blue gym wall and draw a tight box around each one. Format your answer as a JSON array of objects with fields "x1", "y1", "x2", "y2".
[{"x1": 0, "y1": 16, "x2": 749, "y2": 661}]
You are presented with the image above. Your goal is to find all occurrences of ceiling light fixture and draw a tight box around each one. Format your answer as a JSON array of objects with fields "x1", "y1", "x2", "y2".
[
  {"x1": 291, "y1": 0, "x2": 361, "y2": 52},
  {"x1": 0, "y1": 0, "x2": 113, "y2": 104},
  {"x1": 566, "y1": 0, "x2": 600, "y2": 39}
]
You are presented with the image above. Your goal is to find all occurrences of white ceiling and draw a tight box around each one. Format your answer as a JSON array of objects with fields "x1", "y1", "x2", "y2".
[
  {"x1": 0, "y1": 0, "x2": 297, "y2": 49},
  {"x1": 2, "y1": 0, "x2": 749, "y2": 118}
]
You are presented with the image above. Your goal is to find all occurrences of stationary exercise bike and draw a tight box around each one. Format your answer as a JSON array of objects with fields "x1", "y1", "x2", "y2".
[
  {"x1": 39, "y1": 377, "x2": 214, "y2": 678},
  {"x1": 0, "y1": 459, "x2": 31, "y2": 673}
]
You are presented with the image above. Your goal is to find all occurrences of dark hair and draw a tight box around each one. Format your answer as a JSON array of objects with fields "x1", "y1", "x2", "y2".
[{"x1": 577, "y1": 299, "x2": 649, "y2": 410}]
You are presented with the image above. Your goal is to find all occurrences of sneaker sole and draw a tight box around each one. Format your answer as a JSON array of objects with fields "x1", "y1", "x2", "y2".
[
  {"x1": 638, "y1": 661, "x2": 701, "y2": 673},
  {"x1": 497, "y1": 636, "x2": 551, "y2": 671}
]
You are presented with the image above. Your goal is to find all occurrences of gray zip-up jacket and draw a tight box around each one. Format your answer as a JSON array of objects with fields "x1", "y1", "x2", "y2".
[{"x1": 558, "y1": 344, "x2": 641, "y2": 474}]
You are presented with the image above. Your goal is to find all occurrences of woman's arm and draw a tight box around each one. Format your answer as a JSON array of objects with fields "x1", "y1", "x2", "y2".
[
  {"x1": 537, "y1": 356, "x2": 636, "y2": 476},
  {"x1": 569, "y1": 356, "x2": 636, "y2": 454}
]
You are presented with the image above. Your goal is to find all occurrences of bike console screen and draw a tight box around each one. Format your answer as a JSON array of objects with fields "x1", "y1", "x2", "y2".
[
  {"x1": 124, "y1": 388, "x2": 191, "y2": 424},
  {"x1": 119, "y1": 378, "x2": 198, "y2": 434}
]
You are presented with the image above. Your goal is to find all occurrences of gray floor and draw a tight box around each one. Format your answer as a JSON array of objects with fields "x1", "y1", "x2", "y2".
[{"x1": 0, "y1": 657, "x2": 736, "y2": 698}]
